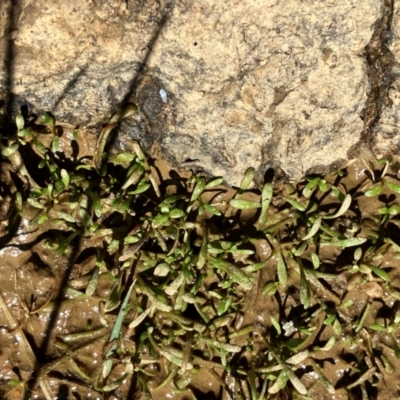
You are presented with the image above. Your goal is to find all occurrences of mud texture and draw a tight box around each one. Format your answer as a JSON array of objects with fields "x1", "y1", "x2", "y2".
[{"x1": 1, "y1": 125, "x2": 400, "y2": 399}]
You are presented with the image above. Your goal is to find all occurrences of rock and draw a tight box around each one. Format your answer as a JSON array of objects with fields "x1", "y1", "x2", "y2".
[
  {"x1": 0, "y1": 0, "x2": 384, "y2": 186},
  {"x1": 370, "y1": 1, "x2": 400, "y2": 160}
]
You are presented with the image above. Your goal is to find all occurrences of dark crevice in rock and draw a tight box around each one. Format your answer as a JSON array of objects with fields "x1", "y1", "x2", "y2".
[{"x1": 360, "y1": 0, "x2": 395, "y2": 145}]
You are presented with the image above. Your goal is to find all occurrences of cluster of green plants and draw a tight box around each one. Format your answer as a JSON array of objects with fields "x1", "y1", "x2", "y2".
[{"x1": 1, "y1": 109, "x2": 400, "y2": 399}]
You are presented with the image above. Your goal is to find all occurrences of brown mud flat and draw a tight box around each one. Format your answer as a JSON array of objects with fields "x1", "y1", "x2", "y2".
[{"x1": 1, "y1": 118, "x2": 400, "y2": 399}]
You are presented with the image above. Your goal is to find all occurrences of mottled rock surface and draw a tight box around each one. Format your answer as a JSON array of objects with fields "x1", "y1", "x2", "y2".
[
  {"x1": 0, "y1": 0, "x2": 387, "y2": 186},
  {"x1": 371, "y1": 1, "x2": 400, "y2": 159}
]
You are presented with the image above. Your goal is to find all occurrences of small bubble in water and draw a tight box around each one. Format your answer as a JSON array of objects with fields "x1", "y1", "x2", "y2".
[{"x1": 159, "y1": 89, "x2": 168, "y2": 103}]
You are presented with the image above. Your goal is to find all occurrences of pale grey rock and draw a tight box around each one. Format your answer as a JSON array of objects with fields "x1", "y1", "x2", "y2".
[{"x1": 0, "y1": 0, "x2": 382, "y2": 186}]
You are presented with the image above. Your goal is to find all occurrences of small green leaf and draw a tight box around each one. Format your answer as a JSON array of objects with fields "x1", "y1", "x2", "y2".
[
  {"x1": 41, "y1": 113, "x2": 55, "y2": 126},
  {"x1": 153, "y1": 214, "x2": 170, "y2": 228},
  {"x1": 102, "y1": 359, "x2": 113, "y2": 380},
  {"x1": 322, "y1": 194, "x2": 352, "y2": 219},
  {"x1": 302, "y1": 177, "x2": 321, "y2": 198},
  {"x1": 34, "y1": 139, "x2": 47, "y2": 154},
  {"x1": 190, "y1": 177, "x2": 206, "y2": 203},
  {"x1": 217, "y1": 296, "x2": 232, "y2": 316},
  {"x1": 38, "y1": 213, "x2": 48, "y2": 224},
  {"x1": 243, "y1": 261, "x2": 267, "y2": 272},
  {"x1": 270, "y1": 316, "x2": 281, "y2": 335},
  {"x1": 369, "y1": 323, "x2": 386, "y2": 331},
  {"x1": 207, "y1": 241, "x2": 226, "y2": 256},
  {"x1": 209, "y1": 257, "x2": 253, "y2": 290},
  {"x1": 311, "y1": 252, "x2": 320, "y2": 269},
  {"x1": 277, "y1": 251, "x2": 287, "y2": 285},
  {"x1": 154, "y1": 263, "x2": 170, "y2": 276},
  {"x1": 90, "y1": 191, "x2": 101, "y2": 218},
  {"x1": 324, "y1": 313, "x2": 335, "y2": 325},
  {"x1": 203, "y1": 203, "x2": 221, "y2": 216},
  {"x1": 122, "y1": 164, "x2": 145, "y2": 189},
  {"x1": 76, "y1": 164, "x2": 95, "y2": 171},
  {"x1": 299, "y1": 262, "x2": 311, "y2": 309},
  {"x1": 268, "y1": 371, "x2": 288, "y2": 394},
  {"x1": 365, "y1": 184, "x2": 383, "y2": 197},
  {"x1": 129, "y1": 307, "x2": 152, "y2": 329},
  {"x1": 51, "y1": 136, "x2": 59, "y2": 153},
  {"x1": 205, "y1": 177, "x2": 224, "y2": 189},
  {"x1": 342, "y1": 299, "x2": 354, "y2": 308},
  {"x1": 331, "y1": 186, "x2": 346, "y2": 202},
  {"x1": 294, "y1": 240, "x2": 307, "y2": 256},
  {"x1": 321, "y1": 237, "x2": 367, "y2": 248},
  {"x1": 363, "y1": 264, "x2": 390, "y2": 282},
  {"x1": 16, "y1": 114, "x2": 24, "y2": 130},
  {"x1": 303, "y1": 216, "x2": 321, "y2": 241},
  {"x1": 333, "y1": 318, "x2": 342, "y2": 336},
  {"x1": 169, "y1": 208, "x2": 185, "y2": 218},
  {"x1": 318, "y1": 336, "x2": 336, "y2": 351},
  {"x1": 7, "y1": 380, "x2": 24, "y2": 387},
  {"x1": 388, "y1": 204, "x2": 400, "y2": 215},
  {"x1": 53, "y1": 180, "x2": 65, "y2": 196},
  {"x1": 65, "y1": 287, "x2": 87, "y2": 299},
  {"x1": 319, "y1": 179, "x2": 329, "y2": 192},
  {"x1": 93, "y1": 123, "x2": 116, "y2": 171},
  {"x1": 262, "y1": 282, "x2": 279, "y2": 296},
  {"x1": 286, "y1": 197, "x2": 306, "y2": 212},
  {"x1": 239, "y1": 167, "x2": 255, "y2": 190},
  {"x1": 200, "y1": 337, "x2": 241, "y2": 353},
  {"x1": 105, "y1": 283, "x2": 123, "y2": 312},
  {"x1": 385, "y1": 238, "x2": 400, "y2": 252},
  {"x1": 355, "y1": 302, "x2": 371, "y2": 333},
  {"x1": 128, "y1": 180, "x2": 151, "y2": 195},
  {"x1": 384, "y1": 179, "x2": 400, "y2": 194},
  {"x1": 17, "y1": 127, "x2": 32, "y2": 138},
  {"x1": 54, "y1": 210, "x2": 76, "y2": 223},
  {"x1": 27, "y1": 198, "x2": 45, "y2": 209},
  {"x1": 124, "y1": 235, "x2": 142, "y2": 244},
  {"x1": 56, "y1": 232, "x2": 78, "y2": 257},
  {"x1": 164, "y1": 273, "x2": 184, "y2": 296},
  {"x1": 86, "y1": 267, "x2": 99, "y2": 296},
  {"x1": 15, "y1": 192, "x2": 23, "y2": 211},
  {"x1": 257, "y1": 183, "x2": 273, "y2": 228},
  {"x1": 1, "y1": 143, "x2": 19, "y2": 157},
  {"x1": 354, "y1": 247, "x2": 362, "y2": 262},
  {"x1": 116, "y1": 152, "x2": 135, "y2": 163},
  {"x1": 37, "y1": 159, "x2": 46, "y2": 169},
  {"x1": 60, "y1": 169, "x2": 70, "y2": 190},
  {"x1": 109, "y1": 280, "x2": 136, "y2": 342}
]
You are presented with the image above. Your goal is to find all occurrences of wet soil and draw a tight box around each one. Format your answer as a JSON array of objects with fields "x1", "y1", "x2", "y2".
[{"x1": 1, "y1": 125, "x2": 400, "y2": 400}]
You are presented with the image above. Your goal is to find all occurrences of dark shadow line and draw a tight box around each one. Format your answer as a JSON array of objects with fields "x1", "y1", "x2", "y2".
[
  {"x1": 119, "y1": 8, "x2": 173, "y2": 110},
  {"x1": 27, "y1": 236, "x2": 81, "y2": 394},
  {"x1": 1, "y1": 229, "x2": 70, "y2": 251},
  {"x1": 0, "y1": 211, "x2": 21, "y2": 248},
  {"x1": 51, "y1": 5, "x2": 172, "y2": 126},
  {"x1": 1, "y1": 0, "x2": 19, "y2": 117},
  {"x1": 53, "y1": 64, "x2": 89, "y2": 109},
  {"x1": 26, "y1": 6, "x2": 174, "y2": 397}
]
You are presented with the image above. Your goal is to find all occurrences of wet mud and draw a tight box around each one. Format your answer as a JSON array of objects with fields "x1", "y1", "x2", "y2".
[{"x1": 1, "y1": 121, "x2": 400, "y2": 400}]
